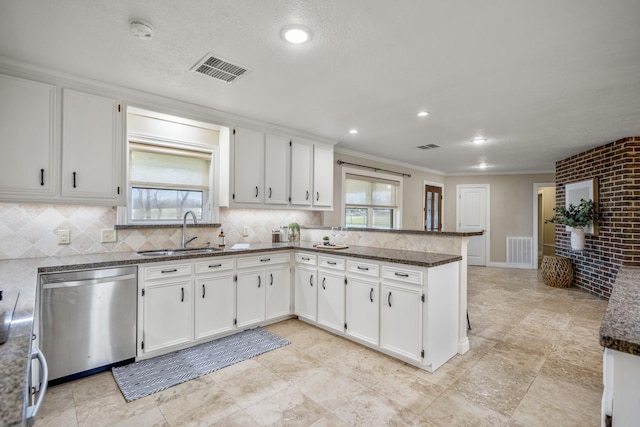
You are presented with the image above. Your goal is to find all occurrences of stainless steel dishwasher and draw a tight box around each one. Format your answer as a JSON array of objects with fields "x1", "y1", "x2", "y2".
[{"x1": 40, "y1": 266, "x2": 137, "y2": 382}]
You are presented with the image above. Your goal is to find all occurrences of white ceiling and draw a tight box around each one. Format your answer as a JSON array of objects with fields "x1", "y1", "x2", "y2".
[{"x1": 1, "y1": 0, "x2": 639, "y2": 175}]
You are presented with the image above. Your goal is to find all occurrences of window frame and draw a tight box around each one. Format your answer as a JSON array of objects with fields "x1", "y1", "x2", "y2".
[
  {"x1": 120, "y1": 133, "x2": 220, "y2": 225},
  {"x1": 341, "y1": 167, "x2": 402, "y2": 229}
]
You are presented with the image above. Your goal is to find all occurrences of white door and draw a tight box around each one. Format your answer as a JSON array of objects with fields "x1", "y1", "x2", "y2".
[
  {"x1": 295, "y1": 266, "x2": 317, "y2": 321},
  {"x1": 290, "y1": 139, "x2": 313, "y2": 206},
  {"x1": 265, "y1": 265, "x2": 291, "y2": 320},
  {"x1": 345, "y1": 276, "x2": 379, "y2": 346},
  {"x1": 457, "y1": 185, "x2": 489, "y2": 266},
  {"x1": 313, "y1": 144, "x2": 334, "y2": 207},
  {"x1": 317, "y1": 271, "x2": 345, "y2": 333},
  {"x1": 194, "y1": 273, "x2": 235, "y2": 340},
  {"x1": 144, "y1": 281, "x2": 192, "y2": 353},
  {"x1": 380, "y1": 282, "x2": 422, "y2": 362},
  {"x1": 236, "y1": 270, "x2": 266, "y2": 328},
  {"x1": 264, "y1": 134, "x2": 289, "y2": 205},
  {"x1": 233, "y1": 127, "x2": 264, "y2": 204}
]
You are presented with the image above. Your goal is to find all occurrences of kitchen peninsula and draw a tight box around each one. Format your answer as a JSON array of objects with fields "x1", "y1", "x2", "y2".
[{"x1": 0, "y1": 229, "x2": 479, "y2": 426}]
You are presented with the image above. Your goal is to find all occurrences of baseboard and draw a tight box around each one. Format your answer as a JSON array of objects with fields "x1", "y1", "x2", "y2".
[{"x1": 487, "y1": 262, "x2": 536, "y2": 270}]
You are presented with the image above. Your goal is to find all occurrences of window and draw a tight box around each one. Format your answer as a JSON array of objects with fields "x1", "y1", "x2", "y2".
[
  {"x1": 344, "y1": 172, "x2": 401, "y2": 229},
  {"x1": 128, "y1": 142, "x2": 214, "y2": 223}
]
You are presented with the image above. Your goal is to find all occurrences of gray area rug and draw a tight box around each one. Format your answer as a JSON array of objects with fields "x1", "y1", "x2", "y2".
[{"x1": 112, "y1": 327, "x2": 290, "y2": 401}]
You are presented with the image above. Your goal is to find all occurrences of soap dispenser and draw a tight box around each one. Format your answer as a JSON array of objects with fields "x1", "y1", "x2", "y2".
[{"x1": 218, "y1": 229, "x2": 226, "y2": 247}]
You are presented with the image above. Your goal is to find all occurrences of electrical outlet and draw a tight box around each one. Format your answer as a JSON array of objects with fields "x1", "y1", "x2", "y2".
[
  {"x1": 101, "y1": 229, "x2": 117, "y2": 243},
  {"x1": 57, "y1": 229, "x2": 70, "y2": 244},
  {"x1": 242, "y1": 226, "x2": 249, "y2": 237}
]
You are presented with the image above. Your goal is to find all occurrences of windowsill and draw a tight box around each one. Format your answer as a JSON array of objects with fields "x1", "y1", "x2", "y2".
[{"x1": 115, "y1": 223, "x2": 222, "y2": 230}]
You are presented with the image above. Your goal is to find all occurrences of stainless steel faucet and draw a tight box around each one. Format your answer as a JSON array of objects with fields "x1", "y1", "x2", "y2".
[{"x1": 182, "y1": 210, "x2": 198, "y2": 248}]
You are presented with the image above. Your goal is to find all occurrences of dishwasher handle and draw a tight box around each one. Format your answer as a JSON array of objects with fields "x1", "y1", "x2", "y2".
[
  {"x1": 26, "y1": 345, "x2": 48, "y2": 426},
  {"x1": 42, "y1": 273, "x2": 137, "y2": 289}
]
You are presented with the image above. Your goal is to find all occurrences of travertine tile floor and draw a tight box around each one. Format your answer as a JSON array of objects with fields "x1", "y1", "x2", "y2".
[{"x1": 36, "y1": 266, "x2": 608, "y2": 426}]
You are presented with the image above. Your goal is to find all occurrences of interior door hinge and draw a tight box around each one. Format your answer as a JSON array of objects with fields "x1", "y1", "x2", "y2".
[
  {"x1": 141, "y1": 341, "x2": 144, "y2": 350},
  {"x1": 233, "y1": 128, "x2": 236, "y2": 135},
  {"x1": 289, "y1": 140, "x2": 292, "y2": 146},
  {"x1": 233, "y1": 318, "x2": 237, "y2": 326},
  {"x1": 421, "y1": 349, "x2": 424, "y2": 358},
  {"x1": 344, "y1": 322, "x2": 347, "y2": 330},
  {"x1": 232, "y1": 193, "x2": 235, "y2": 200},
  {"x1": 421, "y1": 293, "x2": 425, "y2": 302},
  {"x1": 141, "y1": 289, "x2": 145, "y2": 297},
  {"x1": 118, "y1": 104, "x2": 121, "y2": 112},
  {"x1": 234, "y1": 275, "x2": 237, "y2": 282},
  {"x1": 117, "y1": 186, "x2": 120, "y2": 195},
  {"x1": 344, "y1": 278, "x2": 348, "y2": 285},
  {"x1": 288, "y1": 196, "x2": 291, "y2": 202}
]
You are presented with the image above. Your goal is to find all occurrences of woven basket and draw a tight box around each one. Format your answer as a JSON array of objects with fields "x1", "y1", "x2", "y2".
[{"x1": 541, "y1": 256, "x2": 573, "y2": 288}]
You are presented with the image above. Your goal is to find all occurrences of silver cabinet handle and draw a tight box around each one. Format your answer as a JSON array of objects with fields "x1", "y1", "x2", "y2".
[{"x1": 26, "y1": 346, "x2": 48, "y2": 426}]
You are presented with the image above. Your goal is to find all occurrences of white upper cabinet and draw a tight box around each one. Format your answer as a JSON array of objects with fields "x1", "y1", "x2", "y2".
[
  {"x1": 232, "y1": 127, "x2": 264, "y2": 204},
  {"x1": 0, "y1": 74, "x2": 57, "y2": 200},
  {"x1": 290, "y1": 138, "x2": 313, "y2": 206},
  {"x1": 264, "y1": 133, "x2": 290, "y2": 205},
  {"x1": 313, "y1": 143, "x2": 333, "y2": 207},
  {"x1": 61, "y1": 89, "x2": 123, "y2": 203}
]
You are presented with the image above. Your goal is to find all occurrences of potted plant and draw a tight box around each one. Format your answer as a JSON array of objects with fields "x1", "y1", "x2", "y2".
[
  {"x1": 322, "y1": 236, "x2": 330, "y2": 246},
  {"x1": 545, "y1": 198, "x2": 597, "y2": 250},
  {"x1": 288, "y1": 222, "x2": 300, "y2": 242}
]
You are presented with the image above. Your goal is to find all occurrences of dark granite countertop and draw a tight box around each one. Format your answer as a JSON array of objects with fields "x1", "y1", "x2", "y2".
[
  {"x1": 302, "y1": 226, "x2": 484, "y2": 237},
  {"x1": 599, "y1": 267, "x2": 640, "y2": 356},
  {"x1": 0, "y1": 242, "x2": 461, "y2": 426}
]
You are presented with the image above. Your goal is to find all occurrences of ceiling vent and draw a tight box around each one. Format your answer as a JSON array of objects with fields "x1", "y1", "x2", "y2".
[
  {"x1": 190, "y1": 53, "x2": 249, "y2": 83},
  {"x1": 417, "y1": 144, "x2": 440, "y2": 150}
]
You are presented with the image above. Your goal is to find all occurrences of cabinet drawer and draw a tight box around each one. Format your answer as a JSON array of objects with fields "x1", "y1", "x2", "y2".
[
  {"x1": 195, "y1": 258, "x2": 234, "y2": 275},
  {"x1": 295, "y1": 253, "x2": 317, "y2": 265},
  {"x1": 237, "y1": 252, "x2": 290, "y2": 269},
  {"x1": 346, "y1": 260, "x2": 379, "y2": 277},
  {"x1": 144, "y1": 263, "x2": 192, "y2": 281},
  {"x1": 381, "y1": 265, "x2": 423, "y2": 285},
  {"x1": 319, "y1": 256, "x2": 345, "y2": 271}
]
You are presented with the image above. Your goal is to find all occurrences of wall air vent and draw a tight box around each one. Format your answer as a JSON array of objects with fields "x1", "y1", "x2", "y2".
[
  {"x1": 417, "y1": 144, "x2": 440, "y2": 150},
  {"x1": 190, "y1": 53, "x2": 249, "y2": 83}
]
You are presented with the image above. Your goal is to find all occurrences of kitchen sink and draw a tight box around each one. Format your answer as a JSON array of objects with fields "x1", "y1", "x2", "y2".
[{"x1": 138, "y1": 247, "x2": 223, "y2": 256}]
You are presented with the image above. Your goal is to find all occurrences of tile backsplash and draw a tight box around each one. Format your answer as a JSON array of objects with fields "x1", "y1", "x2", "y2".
[{"x1": 0, "y1": 204, "x2": 321, "y2": 260}]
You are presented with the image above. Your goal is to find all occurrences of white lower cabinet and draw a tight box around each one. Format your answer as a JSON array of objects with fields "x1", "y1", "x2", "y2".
[
  {"x1": 236, "y1": 252, "x2": 291, "y2": 328},
  {"x1": 345, "y1": 275, "x2": 379, "y2": 346},
  {"x1": 194, "y1": 259, "x2": 235, "y2": 340},
  {"x1": 380, "y1": 280, "x2": 423, "y2": 363},
  {"x1": 294, "y1": 253, "x2": 317, "y2": 322},
  {"x1": 317, "y1": 257, "x2": 346, "y2": 333},
  {"x1": 141, "y1": 263, "x2": 194, "y2": 354}
]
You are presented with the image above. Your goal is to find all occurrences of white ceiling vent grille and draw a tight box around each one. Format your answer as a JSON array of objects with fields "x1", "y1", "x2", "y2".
[
  {"x1": 191, "y1": 53, "x2": 249, "y2": 83},
  {"x1": 417, "y1": 144, "x2": 440, "y2": 150}
]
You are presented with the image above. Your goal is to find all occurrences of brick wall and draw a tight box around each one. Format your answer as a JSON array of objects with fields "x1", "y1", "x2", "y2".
[{"x1": 555, "y1": 137, "x2": 640, "y2": 299}]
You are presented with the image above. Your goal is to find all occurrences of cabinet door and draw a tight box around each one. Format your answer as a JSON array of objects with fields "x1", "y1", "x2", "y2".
[
  {"x1": 264, "y1": 134, "x2": 289, "y2": 205},
  {"x1": 0, "y1": 74, "x2": 57, "y2": 199},
  {"x1": 236, "y1": 270, "x2": 266, "y2": 328},
  {"x1": 345, "y1": 276, "x2": 379, "y2": 346},
  {"x1": 266, "y1": 265, "x2": 291, "y2": 320},
  {"x1": 143, "y1": 280, "x2": 192, "y2": 353},
  {"x1": 313, "y1": 144, "x2": 333, "y2": 207},
  {"x1": 317, "y1": 271, "x2": 345, "y2": 333},
  {"x1": 290, "y1": 139, "x2": 313, "y2": 206},
  {"x1": 233, "y1": 127, "x2": 264, "y2": 204},
  {"x1": 380, "y1": 282, "x2": 422, "y2": 362},
  {"x1": 61, "y1": 89, "x2": 123, "y2": 202},
  {"x1": 195, "y1": 273, "x2": 235, "y2": 340},
  {"x1": 295, "y1": 266, "x2": 317, "y2": 321}
]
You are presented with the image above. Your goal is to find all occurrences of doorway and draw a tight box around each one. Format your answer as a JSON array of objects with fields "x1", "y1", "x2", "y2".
[
  {"x1": 533, "y1": 183, "x2": 556, "y2": 268},
  {"x1": 457, "y1": 184, "x2": 490, "y2": 266},
  {"x1": 424, "y1": 184, "x2": 443, "y2": 231}
]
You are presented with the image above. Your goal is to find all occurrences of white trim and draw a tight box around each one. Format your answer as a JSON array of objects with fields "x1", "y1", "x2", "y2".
[
  {"x1": 488, "y1": 261, "x2": 534, "y2": 269},
  {"x1": 532, "y1": 182, "x2": 556, "y2": 269},
  {"x1": 423, "y1": 180, "x2": 445, "y2": 230},
  {"x1": 334, "y1": 147, "x2": 445, "y2": 176}
]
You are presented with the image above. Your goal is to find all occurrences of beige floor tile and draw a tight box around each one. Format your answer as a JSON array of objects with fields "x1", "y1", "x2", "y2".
[
  {"x1": 289, "y1": 365, "x2": 366, "y2": 411},
  {"x1": 214, "y1": 364, "x2": 290, "y2": 409},
  {"x1": 153, "y1": 378, "x2": 240, "y2": 425},
  {"x1": 332, "y1": 390, "x2": 429, "y2": 426},
  {"x1": 509, "y1": 391, "x2": 599, "y2": 427},
  {"x1": 110, "y1": 406, "x2": 168, "y2": 427},
  {"x1": 370, "y1": 367, "x2": 445, "y2": 414},
  {"x1": 212, "y1": 409, "x2": 259, "y2": 427},
  {"x1": 309, "y1": 413, "x2": 350, "y2": 427},
  {"x1": 325, "y1": 347, "x2": 406, "y2": 388},
  {"x1": 253, "y1": 346, "x2": 317, "y2": 380},
  {"x1": 421, "y1": 390, "x2": 509, "y2": 426},
  {"x1": 35, "y1": 405, "x2": 79, "y2": 427},
  {"x1": 400, "y1": 361, "x2": 467, "y2": 389},
  {"x1": 75, "y1": 390, "x2": 158, "y2": 427},
  {"x1": 38, "y1": 381, "x2": 75, "y2": 422},
  {"x1": 71, "y1": 371, "x2": 120, "y2": 404},
  {"x1": 243, "y1": 385, "x2": 328, "y2": 426}
]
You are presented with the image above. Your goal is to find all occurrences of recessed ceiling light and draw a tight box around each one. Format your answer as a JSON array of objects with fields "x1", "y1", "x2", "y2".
[
  {"x1": 417, "y1": 111, "x2": 429, "y2": 117},
  {"x1": 478, "y1": 163, "x2": 488, "y2": 169},
  {"x1": 471, "y1": 137, "x2": 487, "y2": 144},
  {"x1": 349, "y1": 129, "x2": 358, "y2": 134},
  {"x1": 130, "y1": 20, "x2": 153, "y2": 39},
  {"x1": 280, "y1": 25, "x2": 312, "y2": 44}
]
